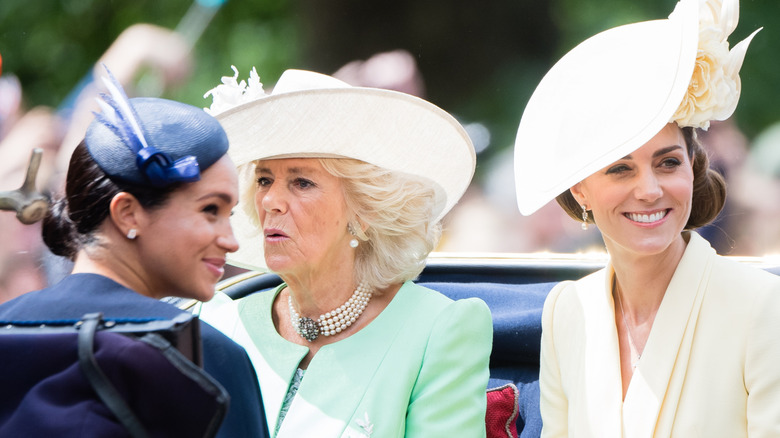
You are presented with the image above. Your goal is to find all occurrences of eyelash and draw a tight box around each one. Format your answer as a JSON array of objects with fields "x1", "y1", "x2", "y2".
[
  {"x1": 606, "y1": 164, "x2": 630, "y2": 175},
  {"x1": 606, "y1": 157, "x2": 682, "y2": 175},
  {"x1": 661, "y1": 157, "x2": 681, "y2": 168},
  {"x1": 203, "y1": 204, "x2": 219, "y2": 215},
  {"x1": 256, "y1": 177, "x2": 315, "y2": 189},
  {"x1": 294, "y1": 178, "x2": 314, "y2": 189}
]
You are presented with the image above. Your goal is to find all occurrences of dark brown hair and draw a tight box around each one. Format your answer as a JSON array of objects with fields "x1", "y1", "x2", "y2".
[
  {"x1": 555, "y1": 126, "x2": 726, "y2": 229},
  {"x1": 43, "y1": 142, "x2": 182, "y2": 260}
]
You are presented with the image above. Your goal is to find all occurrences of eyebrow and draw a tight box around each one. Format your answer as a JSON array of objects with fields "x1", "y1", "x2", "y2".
[
  {"x1": 255, "y1": 166, "x2": 318, "y2": 175},
  {"x1": 196, "y1": 192, "x2": 235, "y2": 204},
  {"x1": 621, "y1": 145, "x2": 684, "y2": 160}
]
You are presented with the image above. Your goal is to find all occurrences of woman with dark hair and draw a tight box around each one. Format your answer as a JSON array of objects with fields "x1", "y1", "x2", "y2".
[
  {"x1": 0, "y1": 70, "x2": 268, "y2": 438},
  {"x1": 514, "y1": 0, "x2": 780, "y2": 436}
]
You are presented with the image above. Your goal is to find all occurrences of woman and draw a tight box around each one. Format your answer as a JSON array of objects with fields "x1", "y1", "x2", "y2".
[
  {"x1": 514, "y1": 0, "x2": 780, "y2": 436},
  {"x1": 0, "y1": 70, "x2": 268, "y2": 438},
  {"x1": 198, "y1": 68, "x2": 492, "y2": 437}
]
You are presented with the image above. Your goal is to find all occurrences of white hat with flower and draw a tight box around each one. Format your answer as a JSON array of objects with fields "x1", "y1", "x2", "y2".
[
  {"x1": 513, "y1": 0, "x2": 759, "y2": 215},
  {"x1": 204, "y1": 67, "x2": 475, "y2": 271}
]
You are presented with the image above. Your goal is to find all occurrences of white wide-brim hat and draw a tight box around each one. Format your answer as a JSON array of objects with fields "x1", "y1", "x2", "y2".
[
  {"x1": 514, "y1": 0, "x2": 703, "y2": 216},
  {"x1": 211, "y1": 69, "x2": 475, "y2": 271},
  {"x1": 514, "y1": 0, "x2": 718, "y2": 216}
]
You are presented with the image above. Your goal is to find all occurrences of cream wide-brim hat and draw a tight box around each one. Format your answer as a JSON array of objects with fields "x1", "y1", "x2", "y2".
[
  {"x1": 215, "y1": 69, "x2": 476, "y2": 271},
  {"x1": 514, "y1": 0, "x2": 699, "y2": 216}
]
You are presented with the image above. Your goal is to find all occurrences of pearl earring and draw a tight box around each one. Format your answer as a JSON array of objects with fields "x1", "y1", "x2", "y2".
[
  {"x1": 348, "y1": 223, "x2": 359, "y2": 248},
  {"x1": 581, "y1": 205, "x2": 589, "y2": 231},
  {"x1": 127, "y1": 228, "x2": 137, "y2": 240}
]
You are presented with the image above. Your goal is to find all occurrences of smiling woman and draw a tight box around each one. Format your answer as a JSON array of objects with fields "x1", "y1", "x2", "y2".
[
  {"x1": 568, "y1": 124, "x2": 695, "y2": 259},
  {"x1": 0, "y1": 68, "x2": 268, "y2": 437},
  {"x1": 513, "y1": 0, "x2": 780, "y2": 436}
]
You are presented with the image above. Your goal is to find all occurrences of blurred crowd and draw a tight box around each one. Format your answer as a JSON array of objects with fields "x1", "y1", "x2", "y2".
[{"x1": 3, "y1": 23, "x2": 780, "y2": 304}]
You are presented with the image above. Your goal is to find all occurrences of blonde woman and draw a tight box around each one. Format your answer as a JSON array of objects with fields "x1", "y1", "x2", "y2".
[{"x1": 199, "y1": 68, "x2": 492, "y2": 437}]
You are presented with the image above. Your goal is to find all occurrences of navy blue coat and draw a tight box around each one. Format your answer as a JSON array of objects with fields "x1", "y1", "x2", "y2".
[{"x1": 0, "y1": 273, "x2": 269, "y2": 438}]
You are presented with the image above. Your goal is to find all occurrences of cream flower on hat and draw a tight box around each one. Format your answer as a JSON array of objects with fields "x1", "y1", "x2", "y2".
[{"x1": 672, "y1": 0, "x2": 760, "y2": 129}]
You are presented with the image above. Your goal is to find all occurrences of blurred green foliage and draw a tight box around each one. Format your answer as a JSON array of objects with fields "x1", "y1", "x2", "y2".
[
  {"x1": 0, "y1": 0, "x2": 299, "y2": 110},
  {"x1": 1, "y1": 0, "x2": 779, "y2": 180}
]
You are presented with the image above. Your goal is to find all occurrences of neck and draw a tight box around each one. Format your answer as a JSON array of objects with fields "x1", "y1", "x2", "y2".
[
  {"x1": 283, "y1": 272, "x2": 361, "y2": 317},
  {"x1": 71, "y1": 245, "x2": 159, "y2": 299},
  {"x1": 606, "y1": 233, "x2": 688, "y2": 321}
]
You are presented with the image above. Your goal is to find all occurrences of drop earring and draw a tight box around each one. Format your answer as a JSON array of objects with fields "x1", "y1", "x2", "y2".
[
  {"x1": 581, "y1": 205, "x2": 589, "y2": 231},
  {"x1": 127, "y1": 228, "x2": 137, "y2": 240}
]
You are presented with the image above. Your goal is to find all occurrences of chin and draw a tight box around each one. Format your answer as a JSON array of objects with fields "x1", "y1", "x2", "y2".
[
  {"x1": 264, "y1": 256, "x2": 296, "y2": 276},
  {"x1": 178, "y1": 282, "x2": 217, "y2": 302},
  {"x1": 626, "y1": 234, "x2": 681, "y2": 256}
]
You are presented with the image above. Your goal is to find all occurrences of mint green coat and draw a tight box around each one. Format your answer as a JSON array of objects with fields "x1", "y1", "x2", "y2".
[{"x1": 199, "y1": 281, "x2": 492, "y2": 438}]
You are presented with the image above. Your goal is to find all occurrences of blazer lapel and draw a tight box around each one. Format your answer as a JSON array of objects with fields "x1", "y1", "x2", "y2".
[
  {"x1": 236, "y1": 287, "x2": 308, "y2": 435},
  {"x1": 236, "y1": 284, "x2": 410, "y2": 437},
  {"x1": 577, "y1": 269, "x2": 625, "y2": 437},
  {"x1": 623, "y1": 232, "x2": 714, "y2": 438},
  {"x1": 278, "y1": 285, "x2": 411, "y2": 437}
]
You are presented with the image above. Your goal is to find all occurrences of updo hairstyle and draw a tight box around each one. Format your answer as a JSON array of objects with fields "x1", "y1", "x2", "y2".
[{"x1": 43, "y1": 142, "x2": 180, "y2": 260}]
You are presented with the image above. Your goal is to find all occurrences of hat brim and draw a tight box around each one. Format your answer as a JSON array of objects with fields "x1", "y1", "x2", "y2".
[
  {"x1": 217, "y1": 87, "x2": 475, "y2": 271},
  {"x1": 514, "y1": 0, "x2": 699, "y2": 215}
]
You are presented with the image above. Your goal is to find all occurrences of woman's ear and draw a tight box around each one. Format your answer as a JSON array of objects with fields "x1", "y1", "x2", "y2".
[
  {"x1": 348, "y1": 216, "x2": 369, "y2": 240},
  {"x1": 109, "y1": 192, "x2": 142, "y2": 239},
  {"x1": 569, "y1": 183, "x2": 587, "y2": 209}
]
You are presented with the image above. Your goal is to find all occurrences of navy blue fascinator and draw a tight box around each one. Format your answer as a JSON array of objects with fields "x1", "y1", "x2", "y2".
[{"x1": 86, "y1": 68, "x2": 228, "y2": 187}]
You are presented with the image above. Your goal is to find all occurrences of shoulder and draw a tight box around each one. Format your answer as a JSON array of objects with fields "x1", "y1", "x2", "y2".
[
  {"x1": 709, "y1": 255, "x2": 780, "y2": 290},
  {"x1": 402, "y1": 281, "x2": 491, "y2": 322},
  {"x1": 0, "y1": 274, "x2": 183, "y2": 320},
  {"x1": 543, "y1": 269, "x2": 605, "y2": 319},
  {"x1": 703, "y1": 255, "x2": 780, "y2": 315},
  {"x1": 383, "y1": 282, "x2": 491, "y2": 347},
  {"x1": 0, "y1": 278, "x2": 71, "y2": 318}
]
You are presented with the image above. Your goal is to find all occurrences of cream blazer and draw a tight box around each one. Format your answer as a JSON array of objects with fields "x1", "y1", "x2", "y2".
[
  {"x1": 540, "y1": 231, "x2": 780, "y2": 438},
  {"x1": 198, "y1": 281, "x2": 492, "y2": 438}
]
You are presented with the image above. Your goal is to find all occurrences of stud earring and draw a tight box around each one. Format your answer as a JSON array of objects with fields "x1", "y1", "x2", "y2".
[
  {"x1": 127, "y1": 228, "x2": 137, "y2": 240},
  {"x1": 348, "y1": 223, "x2": 359, "y2": 248},
  {"x1": 581, "y1": 205, "x2": 589, "y2": 231}
]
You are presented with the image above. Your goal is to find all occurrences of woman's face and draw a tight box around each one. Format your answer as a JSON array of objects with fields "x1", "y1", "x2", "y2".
[
  {"x1": 254, "y1": 158, "x2": 354, "y2": 280},
  {"x1": 137, "y1": 155, "x2": 239, "y2": 301},
  {"x1": 570, "y1": 123, "x2": 693, "y2": 258}
]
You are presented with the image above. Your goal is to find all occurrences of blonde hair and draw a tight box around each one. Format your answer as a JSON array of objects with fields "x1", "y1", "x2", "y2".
[
  {"x1": 320, "y1": 158, "x2": 441, "y2": 290},
  {"x1": 236, "y1": 158, "x2": 442, "y2": 291}
]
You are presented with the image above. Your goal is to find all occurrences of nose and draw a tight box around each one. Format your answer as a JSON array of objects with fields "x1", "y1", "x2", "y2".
[
  {"x1": 259, "y1": 183, "x2": 287, "y2": 214},
  {"x1": 634, "y1": 169, "x2": 663, "y2": 202},
  {"x1": 218, "y1": 224, "x2": 240, "y2": 253}
]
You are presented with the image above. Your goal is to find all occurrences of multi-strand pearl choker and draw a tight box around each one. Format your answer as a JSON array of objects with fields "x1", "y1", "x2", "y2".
[{"x1": 288, "y1": 282, "x2": 373, "y2": 342}]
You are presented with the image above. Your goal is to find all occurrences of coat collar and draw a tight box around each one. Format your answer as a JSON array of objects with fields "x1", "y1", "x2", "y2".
[
  {"x1": 237, "y1": 282, "x2": 414, "y2": 437},
  {"x1": 0, "y1": 273, "x2": 182, "y2": 321},
  {"x1": 577, "y1": 231, "x2": 715, "y2": 437},
  {"x1": 623, "y1": 231, "x2": 714, "y2": 437}
]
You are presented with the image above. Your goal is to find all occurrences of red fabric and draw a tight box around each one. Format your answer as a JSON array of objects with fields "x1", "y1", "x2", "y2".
[{"x1": 485, "y1": 383, "x2": 519, "y2": 438}]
